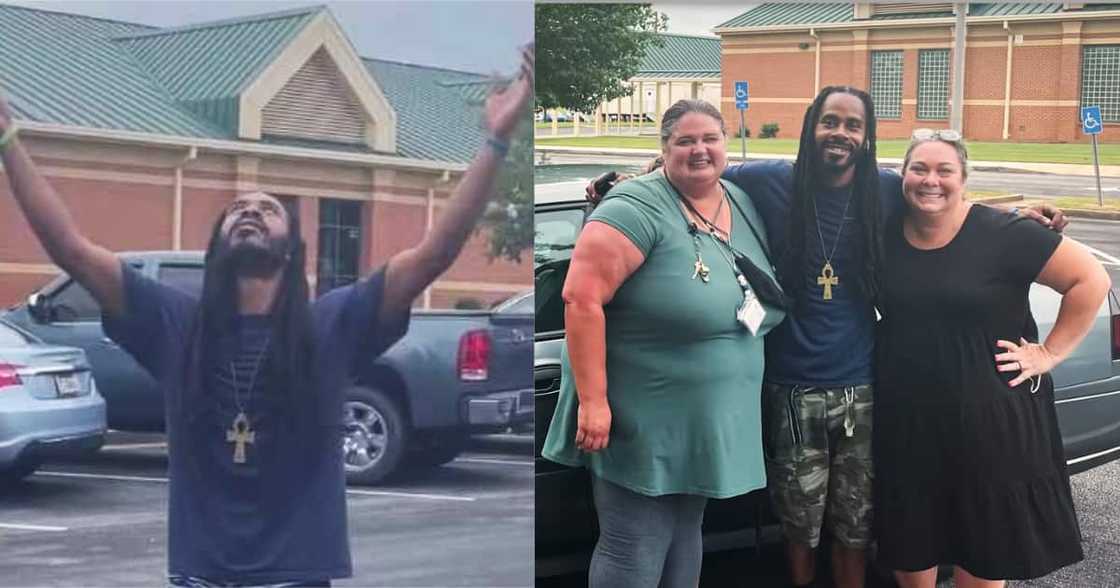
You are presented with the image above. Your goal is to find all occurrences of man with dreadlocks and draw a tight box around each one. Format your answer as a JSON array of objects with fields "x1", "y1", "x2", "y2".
[
  {"x1": 0, "y1": 48, "x2": 531, "y2": 587},
  {"x1": 588, "y1": 86, "x2": 1064, "y2": 588}
]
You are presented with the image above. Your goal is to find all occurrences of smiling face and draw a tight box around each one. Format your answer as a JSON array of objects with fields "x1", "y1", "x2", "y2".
[
  {"x1": 214, "y1": 192, "x2": 291, "y2": 277},
  {"x1": 661, "y1": 112, "x2": 727, "y2": 187},
  {"x1": 902, "y1": 140, "x2": 967, "y2": 216},
  {"x1": 813, "y1": 92, "x2": 867, "y2": 184}
]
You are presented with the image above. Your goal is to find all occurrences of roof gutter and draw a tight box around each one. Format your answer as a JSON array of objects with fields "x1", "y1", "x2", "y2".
[
  {"x1": 14, "y1": 120, "x2": 469, "y2": 173},
  {"x1": 714, "y1": 9, "x2": 1120, "y2": 35}
]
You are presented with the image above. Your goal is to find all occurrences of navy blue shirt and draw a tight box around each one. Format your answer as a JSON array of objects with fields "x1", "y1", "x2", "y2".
[
  {"x1": 103, "y1": 264, "x2": 409, "y2": 584},
  {"x1": 723, "y1": 160, "x2": 903, "y2": 386}
]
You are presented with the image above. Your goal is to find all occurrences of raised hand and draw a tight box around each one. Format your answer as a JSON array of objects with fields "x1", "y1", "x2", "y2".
[{"x1": 485, "y1": 44, "x2": 534, "y2": 140}]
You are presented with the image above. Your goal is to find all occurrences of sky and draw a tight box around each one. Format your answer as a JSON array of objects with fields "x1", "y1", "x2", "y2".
[
  {"x1": 655, "y1": 3, "x2": 753, "y2": 37},
  {"x1": 5, "y1": 1, "x2": 532, "y2": 74}
]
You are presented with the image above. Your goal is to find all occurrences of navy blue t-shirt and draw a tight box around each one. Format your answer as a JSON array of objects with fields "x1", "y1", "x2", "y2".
[
  {"x1": 723, "y1": 160, "x2": 903, "y2": 386},
  {"x1": 103, "y1": 263, "x2": 409, "y2": 584}
]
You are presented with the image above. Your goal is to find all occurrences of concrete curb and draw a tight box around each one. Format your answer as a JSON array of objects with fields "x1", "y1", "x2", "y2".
[
  {"x1": 534, "y1": 146, "x2": 1120, "y2": 179},
  {"x1": 982, "y1": 195, "x2": 1120, "y2": 220}
]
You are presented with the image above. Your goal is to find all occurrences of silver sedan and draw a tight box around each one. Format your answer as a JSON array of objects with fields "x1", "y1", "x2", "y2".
[{"x1": 0, "y1": 320, "x2": 105, "y2": 484}]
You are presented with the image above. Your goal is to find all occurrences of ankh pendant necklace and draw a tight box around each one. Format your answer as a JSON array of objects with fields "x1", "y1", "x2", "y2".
[
  {"x1": 812, "y1": 189, "x2": 854, "y2": 301},
  {"x1": 685, "y1": 194, "x2": 726, "y2": 284},
  {"x1": 226, "y1": 336, "x2": 270, "y2": 465}
]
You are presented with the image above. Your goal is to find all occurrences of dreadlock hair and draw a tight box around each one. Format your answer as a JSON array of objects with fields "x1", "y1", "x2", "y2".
[
  {"x1": 780, "y1": 86, "x2": 884, "y2": 308},
  {"x1": 181, "y1": 197, "x2": 315, "y2": 427}
]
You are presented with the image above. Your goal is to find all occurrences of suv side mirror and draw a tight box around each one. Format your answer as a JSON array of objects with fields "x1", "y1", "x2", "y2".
[{"x1": 27, "y1": 292, "x2": 49, "y2": 323}]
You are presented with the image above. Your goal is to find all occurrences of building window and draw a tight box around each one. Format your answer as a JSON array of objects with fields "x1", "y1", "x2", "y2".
[
  {"x1": 317, "y1": 198, "x2": 362, "y2": 296},
  {"x1": 917, "y1": 49, "x2": 950, "y2": 120},
  {"x1": 870, "y1": 51, "x2": 904, "y2": 120},
  {"x1": 1081, "y1": 45, "x2": 1120, "y2": 123}
]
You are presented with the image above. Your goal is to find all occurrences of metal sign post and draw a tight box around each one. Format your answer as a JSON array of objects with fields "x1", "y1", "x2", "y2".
[
  {"x1": 735, "y1": 81, "x2": 749, "y2": 160},
  {"x1": 1081, "y1": 105, "x2": 1104, "y2": 207}
]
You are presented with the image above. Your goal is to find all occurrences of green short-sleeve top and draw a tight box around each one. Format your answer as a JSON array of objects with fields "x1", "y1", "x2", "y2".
[{"x1": 541, "y1": 171, "x2": 786, "y2": 498}]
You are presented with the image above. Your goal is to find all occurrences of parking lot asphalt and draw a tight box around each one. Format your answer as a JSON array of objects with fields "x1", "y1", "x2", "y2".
[
  {"x1": 0, "y1": 432, "x2": 533, "y2": 587},
  {"x1": 537, "y1": 459, "x2": 1120, "y2": 588}
]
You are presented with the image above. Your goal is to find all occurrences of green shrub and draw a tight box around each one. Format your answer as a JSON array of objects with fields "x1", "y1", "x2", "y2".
[{"x1": 760, "y1": 123, "x2": 780, "y2": 139}]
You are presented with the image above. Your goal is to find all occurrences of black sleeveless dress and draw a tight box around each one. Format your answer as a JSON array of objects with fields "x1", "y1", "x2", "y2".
[{"x1": 873, "y1": 205, "x2": 1083, "y2": 580}]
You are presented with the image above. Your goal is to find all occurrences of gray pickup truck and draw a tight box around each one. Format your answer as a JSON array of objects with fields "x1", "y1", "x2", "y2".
[
  {"x1": 2, "y1": 251, "x2": 533, "y2": 485},
  {"x1": 534, "y1": 183, "x2": 1120, "y2": 571}
]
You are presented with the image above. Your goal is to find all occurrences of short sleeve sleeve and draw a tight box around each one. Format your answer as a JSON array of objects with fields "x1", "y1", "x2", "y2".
[
  {"x1": 313, "y1": 266, "x2": 411, "y2": 361},
  {"x1": 586, "y1": 192, "x2": 663, "y2": 256},
  {"x1": 1000, "y1": 214, "x2": 1063, "y2": 285},
  {"x1": 102, "y1": 262, "x2": 197, "y2": 381}
]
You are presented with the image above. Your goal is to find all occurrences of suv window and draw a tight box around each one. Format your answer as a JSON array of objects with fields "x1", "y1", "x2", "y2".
[
  {"x1": 158, "y1": 264, "x2": 204, "y2": 297},
  {"x1": 534, "y1": 206, "x2": 585, "y2": 334},
  {"x1": 50, "y1": 280, "x2": 101, "y2": 322}
]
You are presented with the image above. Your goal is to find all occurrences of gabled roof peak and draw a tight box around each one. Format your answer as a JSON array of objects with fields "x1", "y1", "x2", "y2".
[{"x1": 111, "y1": 4, "x2": 327, "y2": 41}]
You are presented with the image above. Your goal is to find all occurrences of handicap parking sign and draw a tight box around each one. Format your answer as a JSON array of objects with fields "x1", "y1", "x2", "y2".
[
  {"x1": 1081, "y1": 106, "x2": 1102, "y2": 135},
  {"x1": 735, "y1": 81, "x2": 749, "y2": 110}
]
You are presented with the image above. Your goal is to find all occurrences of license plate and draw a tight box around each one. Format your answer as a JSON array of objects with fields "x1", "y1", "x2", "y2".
[{"x1": 55, "y1": 373, "x2": 81, "y2": 398}]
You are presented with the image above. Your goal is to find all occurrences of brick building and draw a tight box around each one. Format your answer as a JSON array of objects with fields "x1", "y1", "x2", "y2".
[
  {"x1": 0, "y1": 4, "x2": 529, "y2": 307},
  {"x1": 715, "y1": 2, "x2": 1120, "y2": 142},
  {"x1": 539, "y1": 32, "x2": 722, "y2": 137}
]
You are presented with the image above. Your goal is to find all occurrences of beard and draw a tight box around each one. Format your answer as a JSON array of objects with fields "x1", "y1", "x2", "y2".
[
  {"x1": 212, "y1": 233, "x2": 289, "y2": 279},
  {"x1": 816, "y1": 140, "x2": 864, "y2": 177}
]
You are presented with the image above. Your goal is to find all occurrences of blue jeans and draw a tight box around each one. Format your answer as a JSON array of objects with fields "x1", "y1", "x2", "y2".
[{"x1": 589, "y1": 475, "x2": 708, "y2": 588}]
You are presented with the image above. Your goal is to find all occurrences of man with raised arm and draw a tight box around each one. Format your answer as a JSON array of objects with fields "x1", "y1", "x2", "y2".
[{"x1": 0, "y1": 48, "x2": 532, "y2": 588}]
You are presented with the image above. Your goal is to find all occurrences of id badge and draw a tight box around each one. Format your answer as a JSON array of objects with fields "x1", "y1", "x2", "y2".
[{"x1": 736, "y1": 287, "x2": 766, "y2": 335}]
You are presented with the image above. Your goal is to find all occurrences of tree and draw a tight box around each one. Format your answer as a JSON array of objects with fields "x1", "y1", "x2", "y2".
[
  {"x1": 481, "y1": 105, "x2": 533, "y2": 263},
  {"x1": 536, "y1": 4, "x2": 666, "y2": 114}
]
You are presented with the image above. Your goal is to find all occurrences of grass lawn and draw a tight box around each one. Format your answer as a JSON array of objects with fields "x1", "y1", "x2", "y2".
[
  {"x1": 535, "y1": 136, "x2": 1120, "y2": 166},
  {"x1": 534, "y1": 122, "x2": 575, "y2": 129}
]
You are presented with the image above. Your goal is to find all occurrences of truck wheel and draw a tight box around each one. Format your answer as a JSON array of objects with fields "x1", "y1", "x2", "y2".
[
  {"x1": 412, "y1": 432, "x2": 469, "y2": 468},
  {"x1": 0, "y1": 458, "x2": 42, "y2": 486},
  {"x1": 341, "y1": 386, "x2": 408, "y2": 485}
]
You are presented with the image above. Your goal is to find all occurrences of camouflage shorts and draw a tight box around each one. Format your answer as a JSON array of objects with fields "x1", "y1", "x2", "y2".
[{"x1": 761, "y1": 382, "x2": 873, "y2": 549}]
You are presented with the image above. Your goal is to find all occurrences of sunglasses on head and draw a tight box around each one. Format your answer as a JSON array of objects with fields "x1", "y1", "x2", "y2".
[{"x1": 911, "y1": 128, "x2": 962, "y2": 142}]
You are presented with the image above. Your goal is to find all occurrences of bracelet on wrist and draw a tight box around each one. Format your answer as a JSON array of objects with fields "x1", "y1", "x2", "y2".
[
  {"x1": 486, "y1": 136, "x2": 510, "y2": 158},
  {"x1": 0, "y1": 123, "x2": 18, "y2": 152}
]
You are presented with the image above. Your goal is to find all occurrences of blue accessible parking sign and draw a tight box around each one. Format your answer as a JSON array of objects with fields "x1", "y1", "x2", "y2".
[
  {"x1": 1081, "y1": 106, "x2": 1102, "y2": 135},
  {"x1": 735, "y1": 81, "x2": 749, "y2": 110}
]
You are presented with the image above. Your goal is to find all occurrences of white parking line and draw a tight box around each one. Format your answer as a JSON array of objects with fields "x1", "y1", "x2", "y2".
[
  {"x1": 345, "y1": 489, "x2": 475, "y2": 502},
  {"x1": 34, "y1": 471, "x2": 477, "y2": 502},
  {"x1": 101, "y1": 442, "x2": 168, "y2": 451},
  {"x1": 454, "y1": 456, "x2": 533, "y2": 465},
  {"x1": 0, "y1": 523, "x2": 69, "y2": 532},
  {"x1": 37, "y1": 471, "x2": 166, "y2": 483},
  {"x1": 1084, "y1": 244, "x2": 1120, "y2": 266}
]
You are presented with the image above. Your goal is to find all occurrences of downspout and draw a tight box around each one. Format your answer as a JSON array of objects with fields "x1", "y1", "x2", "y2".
[
  {"x1": 810, "y1": 28, "x2": 821, "y2": 96},
  {"x1": 424, "y1": 169, "x2": 451, "y2": 309},
  {"x1": 1002, "y1": 20, "x2": 1013, "y2": 140},
  {"x1": 173, "y1": 146, "x2": 198, "y2": 251}
]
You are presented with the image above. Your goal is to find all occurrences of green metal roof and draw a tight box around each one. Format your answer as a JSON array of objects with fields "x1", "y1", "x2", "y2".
[
  {"x1": 718, "y1": 3, "x2": 1120, "y2": 29},
  {"x1": 638, "y1": 33, "x2": 721, "y2": 77},
  {"x1": 115, "y1": 6, "x2": 322, "y2": 134},
  {"x1": 0, "y1": 3, "x2": 492, "y2": 163},
  {"x1": 364, "y1": 59, "x2": 493, "y2": 163},
  {"x1": 0, "y1": 3, "x2": 226, "y2": 137},
  {"x1": 719, "y1": 3, "x2": 853, "y2": 28}
]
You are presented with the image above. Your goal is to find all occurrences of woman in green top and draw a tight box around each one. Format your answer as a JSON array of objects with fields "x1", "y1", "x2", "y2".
[{"x1": 542, "y1": 100, "x2": 786, "y2": 587}]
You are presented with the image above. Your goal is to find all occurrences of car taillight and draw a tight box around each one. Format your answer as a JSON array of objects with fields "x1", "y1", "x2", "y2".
[
  {"x1": 0, "y1": 363, "x2": 23, "y2": 389},
  {"x1": 1112, "y1": 311, "x2": 1120, "y2": 361},
  {"x1": 458, "y1": 329, "x2": 490, "y2": 381}
]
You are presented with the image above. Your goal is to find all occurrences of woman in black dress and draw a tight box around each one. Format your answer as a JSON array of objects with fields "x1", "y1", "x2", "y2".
[{"x1": 874, "y1": 130, "x2": 1112, "y2": 587}]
